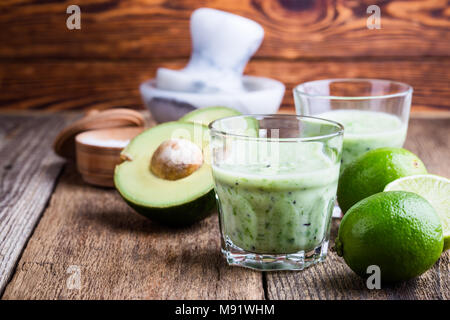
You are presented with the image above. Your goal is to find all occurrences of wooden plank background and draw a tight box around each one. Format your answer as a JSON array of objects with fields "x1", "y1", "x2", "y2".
[
  {"x1": 0, "y1": 0, "x2": 449, "y2": 114},
  {"x1": 0, "y1": 112, "x2": 76, "y2": 295},
  {"x1": 1, "y1": 0, "x2": 449, "y2": 59},
  {"x1": 2, "y1": 163, "x2": 264, "y2": 300},
  {"x1": 1, "y1": 114, "x2": 448, "y2": 300},
  {"x1": 0, "y1": 0, "x2": 449, "y2": 300}
]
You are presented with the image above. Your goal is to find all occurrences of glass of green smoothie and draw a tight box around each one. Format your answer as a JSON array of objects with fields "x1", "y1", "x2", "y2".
[
  {"x1": 209, "y1": 115, "x2": 344, "y2": 270},
  {"x1": 293, "y1": 79, "x2": 412, "y2": 172}
]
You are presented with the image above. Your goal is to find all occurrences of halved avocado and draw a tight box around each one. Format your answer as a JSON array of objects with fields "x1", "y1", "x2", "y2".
[
  {"x1": 179, "y1": 106, "x2": 241, "y2": 126},
  {"x1": 114, "y1": 122, "x2": 215, "y2": 226}
]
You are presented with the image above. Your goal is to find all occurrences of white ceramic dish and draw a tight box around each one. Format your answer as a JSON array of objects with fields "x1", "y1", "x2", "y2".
[{"x1": 140, "y1": 76, "x2": 285, "y2": 123}]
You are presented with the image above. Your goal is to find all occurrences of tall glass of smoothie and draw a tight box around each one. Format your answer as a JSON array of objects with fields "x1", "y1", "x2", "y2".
[
  {"x1": 293, "y1": 79, "x2": 412, "y2": 172},
  {"x1": 209, "y1": 115, "x2": 344, "y2": 270}
]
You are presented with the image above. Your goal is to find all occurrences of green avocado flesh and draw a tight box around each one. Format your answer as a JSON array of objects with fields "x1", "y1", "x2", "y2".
[
  {"x1": 114, "y1": 122, "x2": 216, "y2": 226},
  {"x1": 179, "y1": 106, "x2": 241, "y2": 126}
]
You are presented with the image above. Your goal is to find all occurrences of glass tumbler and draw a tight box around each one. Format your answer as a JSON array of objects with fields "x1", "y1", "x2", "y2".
[
  {"x1": 294, "y1": 79, "x2": 412, "y2": 172},
  {"x1": 209, "y1": 115, "x2": 344, "y2": 271}
]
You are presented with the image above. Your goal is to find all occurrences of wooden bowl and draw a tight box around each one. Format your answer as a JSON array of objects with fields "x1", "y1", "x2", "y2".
[
  {"x1": 54, "y1": 108, "x2": 145, "y2": 160},
  {"x1": 75, "y1": 127, "x2": 144, "y2": 187}
]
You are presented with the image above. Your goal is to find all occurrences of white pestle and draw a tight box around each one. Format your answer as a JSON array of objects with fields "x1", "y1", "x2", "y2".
[{"x1": 156, "y1": 8, "x2": 264, "y2": 93}]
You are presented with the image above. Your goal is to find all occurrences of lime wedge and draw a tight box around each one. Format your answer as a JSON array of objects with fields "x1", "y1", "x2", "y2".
[{"x1": 384, "y1": 174, "x2": 450, "y2": 251}]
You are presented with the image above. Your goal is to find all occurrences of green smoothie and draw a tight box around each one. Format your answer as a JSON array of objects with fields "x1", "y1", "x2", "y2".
[
  {"x1": 318, "y1": 110, "x2": 407, "y2": 170},
  {"x1": 213, "y1": 142, "x2": 340, "y2": 254}
]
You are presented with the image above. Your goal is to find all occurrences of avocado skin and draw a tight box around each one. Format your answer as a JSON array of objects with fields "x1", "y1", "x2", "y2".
[{"x1": 121, "y1": 189, "x2": 217, "y2": 226}]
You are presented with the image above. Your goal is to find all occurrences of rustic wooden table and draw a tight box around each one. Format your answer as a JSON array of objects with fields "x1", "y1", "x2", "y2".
[{"x1": 0, "y1": 111, "x2": 448, "y2": 300}]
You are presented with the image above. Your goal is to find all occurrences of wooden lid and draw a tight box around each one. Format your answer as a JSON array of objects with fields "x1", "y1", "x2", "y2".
[{"x1": 53, "y1": 108, "x2": 145, "y2": 160}]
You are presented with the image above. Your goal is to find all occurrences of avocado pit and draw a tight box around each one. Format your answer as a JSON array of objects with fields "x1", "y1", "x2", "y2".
[{"x1": 150, "y1": 138, "x2": 203, "y2": 180}]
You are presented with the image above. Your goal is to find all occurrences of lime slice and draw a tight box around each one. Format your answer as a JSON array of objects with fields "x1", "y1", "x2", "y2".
[{"x1": 384, "y1": 174, "x2": 450, "y2": 251}]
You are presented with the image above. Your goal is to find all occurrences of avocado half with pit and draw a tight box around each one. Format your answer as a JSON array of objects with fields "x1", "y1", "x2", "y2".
[{"x1": 114, "y1": 122, "x2": 215, "y2": 226}]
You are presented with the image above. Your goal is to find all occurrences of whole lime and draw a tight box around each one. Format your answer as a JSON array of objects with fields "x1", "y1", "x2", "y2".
[
  {"x1": 335, "y1": 191, "x2": 443, "y2": 282},
  {"x1": 385, "y1": 174, "x2": 450, "y2": 251},
  {"x1": 337, "y1": 147, "x2": 427, "y2": 213}
]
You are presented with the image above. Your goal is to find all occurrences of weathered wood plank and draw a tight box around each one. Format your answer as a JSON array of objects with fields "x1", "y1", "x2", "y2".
[
  {"x1": 1, "y1": 59, "x2": 449, "y2": 115},
  {"x1": 265, "y1": 118, "x2": 450, "y2": 300},
  {"x1": 0, "y1": 112, "x2": 75, "y2": 295},
  {"x1": 1, "y1": 163, "x2": 264, "y2": 300},
  {"x1": 1, "y1": 115, "x2": 448, "y2": 300},
  {"x1": 0, "y1": 0, "x2": 449, "y2": 59}
]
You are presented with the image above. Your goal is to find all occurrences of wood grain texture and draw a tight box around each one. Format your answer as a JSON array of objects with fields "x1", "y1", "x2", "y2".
[
  {"x1": 2, "y1": 163, "x2": 264, "y2": 300},
  {"x1": 265, "y1": 118, "x2": 450, "y2": 300},
  {"x1": 267, "y1": 221, "x2": 450, "y2": 300},
  {"x1": 0, "y1": 0, "x2": 449, "y2": 59},
  {"x1": 1, "y1": 115, "x2": 448, "y2": 300},
  {"x1": 0, "y1": 112, "x2": 75, "y2": 295},
  {"x1": 1, "y1": 58, "x2": 449, "y2": 114}
]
